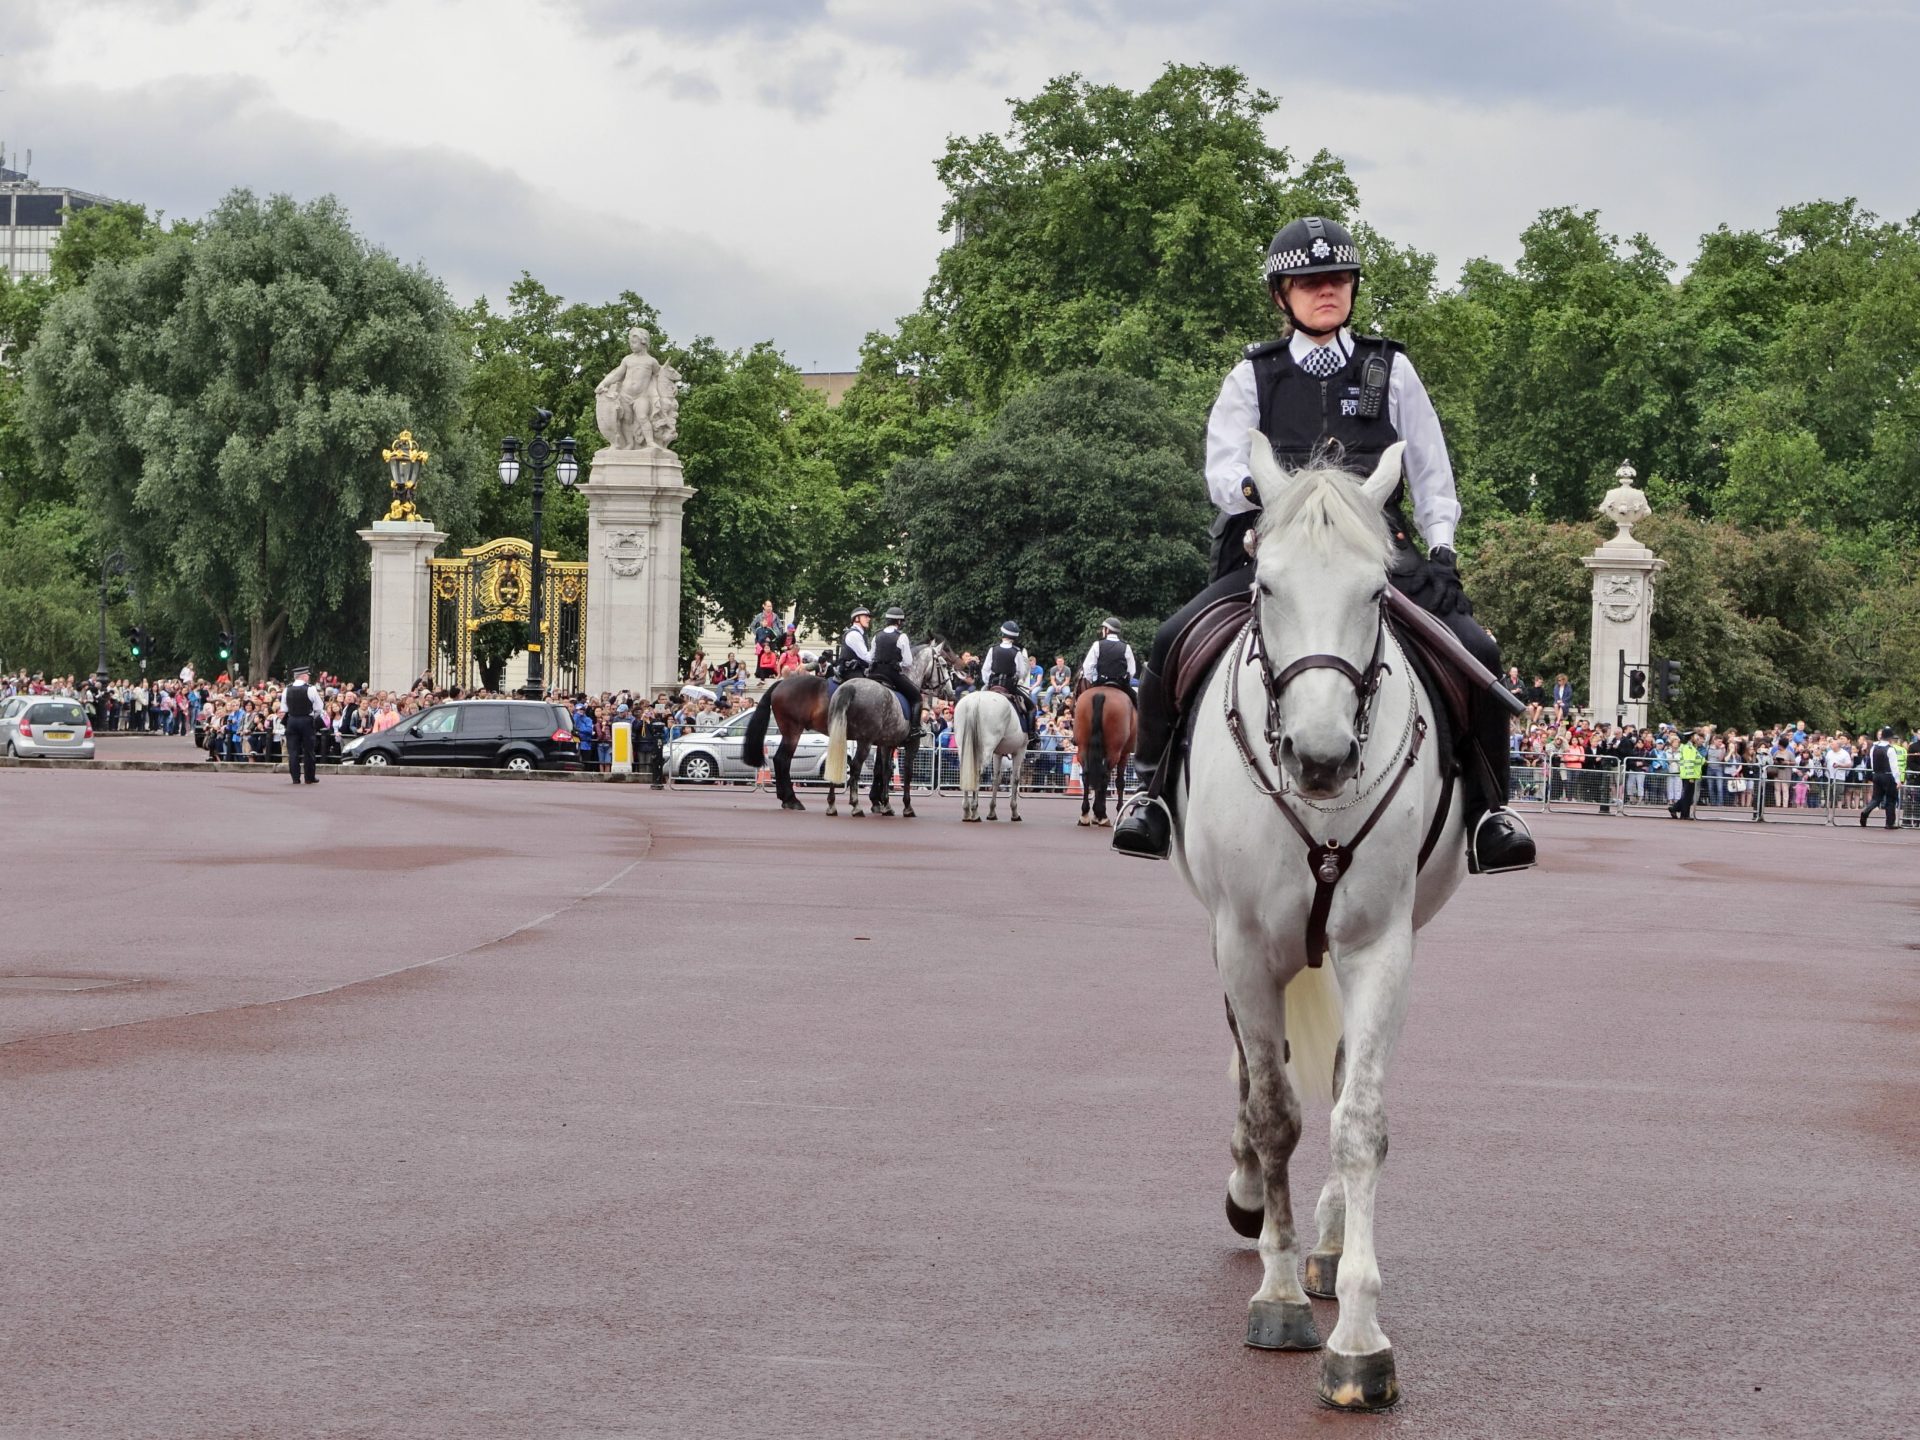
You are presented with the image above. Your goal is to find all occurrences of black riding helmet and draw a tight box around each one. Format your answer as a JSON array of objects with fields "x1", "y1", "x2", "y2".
[{"x1": 1265, "y1": 216, "x2": 1362, "y2": 337}]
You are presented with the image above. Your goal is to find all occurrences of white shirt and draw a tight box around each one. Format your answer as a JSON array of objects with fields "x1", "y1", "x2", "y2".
[
  {"x1": 1824, "y1": 745, "x2": 1851, "y2": 780},
  {"x1": 1203, "y1": 327, "x2": 1461, "y2": 551},
  {"x1": 1082, "y1": 638, "x2": 1138, "y2": 684},
  {"x1": 841, "y1": 626, "x2": 873, "y2": 664}
]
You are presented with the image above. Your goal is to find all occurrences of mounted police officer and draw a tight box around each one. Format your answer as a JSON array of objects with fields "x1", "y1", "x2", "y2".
[
  {"x1": 1081, "y1": 617, "x2": 1137, "y2": 691},
  {"x1": 1113, "y1": 215, "x2": 1536, "y2": 876},
  {"x1": 867, "y1": 606, "x2": 922, "y2": 726},
  {"x1": 981, "y1": 620, "x2": 1036, "y2": 736},
  {"x1": 837, "y1": 605, "x2": 874, "y2": 680}
]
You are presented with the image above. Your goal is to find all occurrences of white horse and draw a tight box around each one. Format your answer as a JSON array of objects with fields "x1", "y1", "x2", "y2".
[
  {"x1": 1174, "y1": 438, "x2": 1467, "y2": 1412},
  {"x1": 953, "y1": 689, "x2": 1027, "y2": 822}
]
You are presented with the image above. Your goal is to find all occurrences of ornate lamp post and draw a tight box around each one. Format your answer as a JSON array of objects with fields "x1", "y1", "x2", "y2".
[
  {"x1": 497, "y1": 408, "x2": 581, "y2": 698},
  {"x1": 381, "y1": 431, "x2": 429, "y2": 520}
]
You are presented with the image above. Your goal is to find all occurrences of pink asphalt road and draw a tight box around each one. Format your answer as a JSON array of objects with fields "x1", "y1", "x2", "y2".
[{"x1": 3, "y1": 767, "x2": 1915, "y2": 1439}]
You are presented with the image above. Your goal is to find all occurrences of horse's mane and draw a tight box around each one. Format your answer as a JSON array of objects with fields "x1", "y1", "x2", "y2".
[{"x1": 1254, "y1": 456, "x2": 1391, "y2": 572}]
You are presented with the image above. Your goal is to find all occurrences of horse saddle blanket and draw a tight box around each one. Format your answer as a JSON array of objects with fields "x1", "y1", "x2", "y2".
[
  {"x1": 828, "y1": 677, "x2": 911, "y2": 724},
  {"x1": 1165, "y1": 589, "x2": 1517, "y2": 748}
]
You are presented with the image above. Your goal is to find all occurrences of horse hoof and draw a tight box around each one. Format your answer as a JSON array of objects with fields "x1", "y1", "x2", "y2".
[
  {"x1": 1010, "y1": 814, "x2": 1022, "y2": 823},
  {"x1": 1225, "y1": 1193, "x2": 1264, "y2": 1239},
  {"x1": 1318, "y1": 1348, "x2": 1398, "y2": 1411},
  {"x1": 1246, "y1": 1299, "x2": 1321, "y2": 1352},
  {"x1": 1094, "y1": 817, "x2": 1112, "y2": 828},
  {"x1": 781, "y1": 799, "x2": 806, "y2": 811},
  {"x1": 1302, "y1": 1251, "x2": 1340, "y2": 1299},
  {"x1": 902, "y1": 806, "x2": 916, "y2": 818},
  {"x1": 1077, "y1": 816, "x2": 1092, "y2": 827},
  {"x1": 963, "y1": 815, "x2": 981, "y2": 824}
]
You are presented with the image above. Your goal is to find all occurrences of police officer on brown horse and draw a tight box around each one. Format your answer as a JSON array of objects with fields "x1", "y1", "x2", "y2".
[{"x1": 1112, "y1": 215, "x2": 1536, "y2": 876}]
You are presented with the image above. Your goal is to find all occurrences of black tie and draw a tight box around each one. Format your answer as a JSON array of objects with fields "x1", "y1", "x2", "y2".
[{"x1": 1299, "y1": 345, "x2": 1343, "y2": 378}]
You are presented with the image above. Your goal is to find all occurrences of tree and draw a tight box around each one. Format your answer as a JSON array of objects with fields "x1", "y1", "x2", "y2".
[
  {"x1": 922, "y1": 64, "x2": 1360, "y2": 417},
  {"x1": 887, "y1": 369, "x2": 1207, "y2": 653},
  {"x1": 0, "y1": 504, "x2": 101, "y2": 675},
  {"x1": 23, "y1": 190, "x2": 473, "y2": 680}
]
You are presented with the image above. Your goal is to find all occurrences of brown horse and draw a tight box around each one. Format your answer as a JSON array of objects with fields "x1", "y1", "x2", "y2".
[
  {"x1": 1073, "y1": 683, "x2": 1137, "y2": 827},
  {"x1": 742, "y1": 644, "x2": 953, "y2": 811}
]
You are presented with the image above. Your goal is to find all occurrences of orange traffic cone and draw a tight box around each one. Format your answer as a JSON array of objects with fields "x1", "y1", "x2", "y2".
[
  {"x1": 1066, "y1": 759, "x2": 1082, "y2": 796},
  {"x1": 755, "y1": 765, "x2": 771, "y2": 787}
]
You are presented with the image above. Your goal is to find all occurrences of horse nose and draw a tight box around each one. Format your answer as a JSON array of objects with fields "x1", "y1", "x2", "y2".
[{"x1": 1284, "y1": 735, "x2": 1360, "y2": 795}]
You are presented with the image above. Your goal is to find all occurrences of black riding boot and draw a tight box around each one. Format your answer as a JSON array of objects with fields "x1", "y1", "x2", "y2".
[
  {"x1": 1112, "y1": 666, "x2": 1175, "y2": 859},
  {"x1": 1464, "y1": 699, "x2": 1536, "y2": 875}
]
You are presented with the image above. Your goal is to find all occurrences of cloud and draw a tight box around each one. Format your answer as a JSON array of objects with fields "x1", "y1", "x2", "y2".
[
  {"x1": 561, "y1": 0, "x2": 827, "y2": 43},
  {"x1": 650, "y1": 66, "x2": 721, "y2": 103},
  {"x1": 8, "y1": 72, "x2": 886, "y2": 365}
]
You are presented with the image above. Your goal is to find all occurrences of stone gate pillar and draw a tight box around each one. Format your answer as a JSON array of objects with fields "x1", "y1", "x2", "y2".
[
  {"x1": 1581, "y1": 461, "x2": 1665, "y2": 728},
  {"x1": 582, "y1": 448, "x2": 695, "y2": 695},
  {"x1": 359, "y1": 518, "x2": 446, "y2": 693}
]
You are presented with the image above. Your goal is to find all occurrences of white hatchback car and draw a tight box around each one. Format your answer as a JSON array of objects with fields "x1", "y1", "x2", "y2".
[
  {"x1": 664, "y1": 710, "x2": 829, "y2": 783},
  {"x1": 0, "y1": 695, "x2": 97, "y2": 759}
]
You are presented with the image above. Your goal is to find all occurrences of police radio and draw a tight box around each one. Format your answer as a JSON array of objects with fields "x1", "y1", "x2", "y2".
[{"x1": 1357, "y1": 353, "x2": 1389, "y2": 420}]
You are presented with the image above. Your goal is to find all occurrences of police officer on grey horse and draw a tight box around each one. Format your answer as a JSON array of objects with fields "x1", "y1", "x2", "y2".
[
  {"x1": 282, "y1": 663, "x2": 321, "y2": 785},
  {"x1": 1112, "y1": 215, "x2": 1536, "y2": 876},
  {"x1": 866, "y1": 606, "x2": 923, "y2": 727}
]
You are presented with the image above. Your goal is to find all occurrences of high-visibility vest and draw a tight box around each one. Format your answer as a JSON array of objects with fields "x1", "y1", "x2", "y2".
[
  {"x1": 1678, "y1": 744, "x2": 1704, "y2": 781},
  {"x1": 1893, "y1": 743, "x2": 1910, "y2": 780}
]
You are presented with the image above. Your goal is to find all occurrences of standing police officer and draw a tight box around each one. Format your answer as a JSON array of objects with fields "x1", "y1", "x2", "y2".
[
  {"x1": 1081, "y1": 617, "x2": 1137, "y2": 690},
  {"x1": 1113, "y1": 215, "x2": 1535, "y2": 876},
  {"x1": 1861, "y1": 726, "x2": 1902, "y2": 829},
  {"x1": 281, "y1": 664, "x2": 321, "y2": 786},
  {"x1": 981, "y1": 621, "x2": 1035, "y2": 735},
  {"x1": 837, "y1": 606, "x2": 874, "y2": 680}
]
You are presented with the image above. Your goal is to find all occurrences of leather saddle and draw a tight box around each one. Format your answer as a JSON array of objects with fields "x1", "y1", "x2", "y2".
[{"x1": 1167, "y1": 588, "x2": 1519, "y2": 752}]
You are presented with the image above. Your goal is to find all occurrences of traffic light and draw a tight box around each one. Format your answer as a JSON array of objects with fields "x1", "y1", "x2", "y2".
[
  {"x1": 217, "y1": 630, "x2": 234, "y2": 662},
  {"x1": 1628, "y1": 667, "x2": 1647, "y2": 700},
  {"x1": 1656, "y1": 658, "x2": 1682, "y2": 705},
  {"x1": 126, "y1": 625, "x2": 144, "y2": 658}
]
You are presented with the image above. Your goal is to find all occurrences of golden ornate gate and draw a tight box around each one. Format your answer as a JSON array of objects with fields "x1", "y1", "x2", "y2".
[{"x1": 427, "y1": 537, "x2": 587, "y2": 694}]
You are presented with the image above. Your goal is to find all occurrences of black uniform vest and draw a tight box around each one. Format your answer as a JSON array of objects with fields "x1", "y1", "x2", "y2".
[
  {"x1": 837, "y1": 630, "x2": 869, "y2": 676},
  {"x1": 285, "y1": 683, "x2": 314, "y2": 719},
  {"x1": 984, "y1": 642, "x2": 1019, "y2": 690},
  {"x1": 869, "y1": 630, "x2": 906, "y2": 686},
  {"x1": 1094, "y1": 637, "x2": 1131, "y2": 686},
  {"x1": 1250, "y1": 335, "x2": 1406, "y2": 510}
]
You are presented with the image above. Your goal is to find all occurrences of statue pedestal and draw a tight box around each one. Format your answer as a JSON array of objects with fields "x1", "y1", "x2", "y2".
[
  {"x1": 1582, "y1": 532, "x2": 1665, "y2": 729},
  {"x1": 358, "y1": 518, "x2": 446, "y2": 693},
  {"x1": 583, "y1": 448, "x2": 695, "y2": 695}
]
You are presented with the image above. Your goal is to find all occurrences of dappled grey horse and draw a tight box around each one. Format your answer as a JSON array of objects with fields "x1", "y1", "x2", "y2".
[{"x1": 822, "y1": 644, "x2": 951, "y2": 817}]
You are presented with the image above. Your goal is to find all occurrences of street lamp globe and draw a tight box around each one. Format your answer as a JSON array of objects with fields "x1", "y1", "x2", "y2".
[
  {"x1": 498, "y1": 436, "x2": 522, "y2": 487},
  {"x1": 556, "y1": 437, "x2": 580, "y2": 489}
]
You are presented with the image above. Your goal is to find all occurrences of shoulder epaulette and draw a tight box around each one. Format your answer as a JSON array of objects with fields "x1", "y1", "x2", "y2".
[
  {"x1": 1243, "y1": 338, "x2": 1289, "y2": 360},
  {"x1": 1354, "y1": 333, "x2": 1406, "y2": 357}
]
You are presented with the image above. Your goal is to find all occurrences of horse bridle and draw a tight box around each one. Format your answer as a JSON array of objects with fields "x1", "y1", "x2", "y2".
[
  {"x1": 1245, "y1": 588, "x2": 1391, "y2": 749},
  {"x1": 1226, "y1": 591, "x2": 1430, "y2": 969}
]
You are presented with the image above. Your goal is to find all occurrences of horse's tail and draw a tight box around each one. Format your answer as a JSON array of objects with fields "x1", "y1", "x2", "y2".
[
  {"x1": 825, "y1": 686, "x2": 851, "y2": 784},
  {"x1": 1284, "y1": 961, "x2": 1343, "y2": 1105},
  {"x1": 1083, "y1": 694, "x2": 1108, "y2": 794},
  {"x1": 957, "y1": 697, "x2": 979, "y2": 796},
  {"x1": 742, "y1": 682, "x2": 778, "y2": 767}
]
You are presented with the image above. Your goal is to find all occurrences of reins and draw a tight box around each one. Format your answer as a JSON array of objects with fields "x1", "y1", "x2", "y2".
[{"x1": 1224, "y1": 601, "x2": 1431, "y2": 969}]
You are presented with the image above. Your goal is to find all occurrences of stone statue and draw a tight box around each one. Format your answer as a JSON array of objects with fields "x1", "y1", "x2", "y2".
[{"x1": 594, "y1": 328, "x2": 682, "y2": 451}]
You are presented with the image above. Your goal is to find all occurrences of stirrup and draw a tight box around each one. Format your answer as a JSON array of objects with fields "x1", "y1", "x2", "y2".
[
  {"x1": 1467, "y1": 807, "x2": 1536, "y2": 876},
  {"x1": 1111, "y1": 791, "x2": 1173, "y2": 859}
]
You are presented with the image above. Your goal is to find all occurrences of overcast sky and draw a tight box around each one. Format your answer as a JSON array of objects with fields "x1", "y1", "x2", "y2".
[{"x1": 7, "y1": 0, "x2": 1917, "y2": 369}]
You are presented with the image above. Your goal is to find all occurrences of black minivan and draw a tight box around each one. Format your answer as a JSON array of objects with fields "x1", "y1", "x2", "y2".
[{"x1": 342, "y1": 700, "x2": 580, "y2": 771}]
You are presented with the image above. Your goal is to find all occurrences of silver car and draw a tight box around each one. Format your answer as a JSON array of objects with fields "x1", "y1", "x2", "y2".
[
  {"x1": 665, "y1": 709, "x2": 829, "y2": 783},
  {"x1": 1, "y1": 695, "x2": 97, "y2": 759}
]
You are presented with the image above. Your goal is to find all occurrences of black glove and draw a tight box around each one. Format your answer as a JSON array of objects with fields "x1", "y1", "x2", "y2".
[{"x1": 1428, "y1": 546, "x2": 1467, "y2": 616}]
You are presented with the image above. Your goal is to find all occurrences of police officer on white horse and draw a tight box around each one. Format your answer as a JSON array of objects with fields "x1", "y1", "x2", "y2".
[
  {"x1": 980, "y1": 620, "x2": 1036, "y2": 736},
  {"x1": 1082, "y1": 617, "x2": 1137, "y2": 691},
  {"x1": 1113, "y1": 215, "x2": 1536, "y2": 876}
]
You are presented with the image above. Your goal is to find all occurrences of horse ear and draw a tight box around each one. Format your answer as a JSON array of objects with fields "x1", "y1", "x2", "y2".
[
  {"x1": 1246, "y1": 431, "x2": 1291, "y2": 510},
  {"x1": 1360, "y1": 441, "x2": 1407, "y2": 508}
]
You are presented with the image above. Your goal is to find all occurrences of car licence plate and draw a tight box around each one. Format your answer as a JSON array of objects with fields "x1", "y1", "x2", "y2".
[{"x1": 46, "y1": 730, "x2": 73, "y2": 740}]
